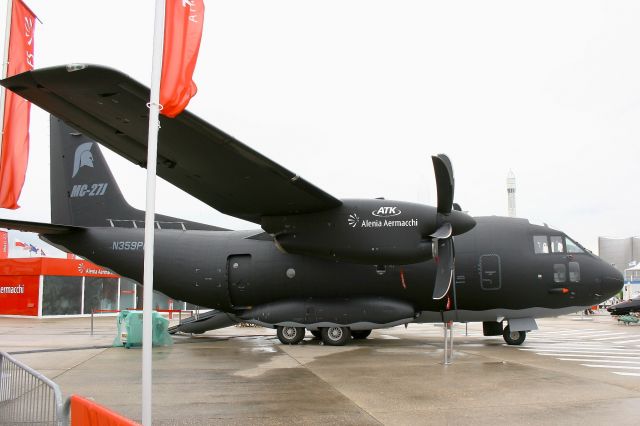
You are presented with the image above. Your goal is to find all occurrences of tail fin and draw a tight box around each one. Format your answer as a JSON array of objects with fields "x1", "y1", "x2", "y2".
[
  {"x1": 50, "y1": 116, "x2": 226, "y2": 230},
  {"x1": 50, "y1": 116, "x2": 139, "y2": 227}
]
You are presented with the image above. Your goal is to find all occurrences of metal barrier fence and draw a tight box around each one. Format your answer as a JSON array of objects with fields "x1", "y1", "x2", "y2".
[{"x1": 0, "y1": 351, "x2": 67, "y2": 425}]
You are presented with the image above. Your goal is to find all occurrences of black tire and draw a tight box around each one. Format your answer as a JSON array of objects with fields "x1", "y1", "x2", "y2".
[
  {"x1": 277, "y1": 326, "x2": 306, "y2": 345},
  {"x1": 502, "y1": 326, "x2": 526, "y2": 345},
  {"x1": 321, "y1": 326, "x2": 351, "y2": 346},
  {"x1": 309, "y1": 329, "x2": 322, "y2": 339},
  {"x1": 351, "y1": 330, "x2": 372, "y2": 339}
]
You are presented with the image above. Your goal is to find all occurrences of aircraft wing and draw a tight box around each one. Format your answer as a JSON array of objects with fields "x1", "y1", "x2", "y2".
[{"x1": 1, "y1": 65, "x2": 342, "y2": 224}]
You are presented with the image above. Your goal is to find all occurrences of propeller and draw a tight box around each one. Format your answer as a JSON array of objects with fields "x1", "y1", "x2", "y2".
[{"x1": 428, "y1": 154, "x2": 473, "y2": 300}]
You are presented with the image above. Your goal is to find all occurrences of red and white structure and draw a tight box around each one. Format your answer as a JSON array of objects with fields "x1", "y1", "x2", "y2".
[{"x1": 0, "y1": 257, "x2": 125, "y2": 317}]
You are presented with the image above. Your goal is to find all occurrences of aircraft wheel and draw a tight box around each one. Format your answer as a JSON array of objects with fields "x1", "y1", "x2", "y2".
[
  {"x1": 321, "y1": 326, "x2": 351, "y2": 346},
  {"x1": 309, "y1": 330, "x2": 322, "y2": 339},
  {"x1": 277, "y1": 326, "x2": 305, "y2": 345},
  {"x1": 351, "y1": 330, "x2": 372, "y2": 339},
  {"x1": 503, "y1": 326, "x2": 526, "y2": 345}
]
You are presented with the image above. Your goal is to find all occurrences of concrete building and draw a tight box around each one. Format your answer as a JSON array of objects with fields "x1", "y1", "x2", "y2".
[{"x1": 598, "y1": 236, "x2": 640, "y2": 299}]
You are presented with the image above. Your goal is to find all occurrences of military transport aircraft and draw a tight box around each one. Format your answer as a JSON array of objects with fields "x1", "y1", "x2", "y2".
[
  {"x1": 0, "y1": 65, "x2": 623, "y2": 346},
  {"x1": 607, "y1": 297, "x2": 640, "y2": 316}
]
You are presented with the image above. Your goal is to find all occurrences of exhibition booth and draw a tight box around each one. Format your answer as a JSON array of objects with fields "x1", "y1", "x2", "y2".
[{"x1": 0, "y1": 257, "x2": 186, "y2": 317}]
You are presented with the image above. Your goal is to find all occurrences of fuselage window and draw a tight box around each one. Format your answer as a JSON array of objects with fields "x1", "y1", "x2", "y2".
[
  {"x1": 550, "y1": 236, "x2": 564, "y2": 253},
  {"x1": 533, "y1": 236, "x2": 549, "y2": 254},
  {"x1": 569, "y1": 262, "x2": 581, "y2": 282},
  {"x1": 554, "y1": 264, "x2": 567, "y2": 283},
  {"x1": 566, "y1": 237, "x2": 584, "y2": 254}
]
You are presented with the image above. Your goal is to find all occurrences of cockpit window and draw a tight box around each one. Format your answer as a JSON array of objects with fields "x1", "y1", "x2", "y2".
[
  {"x1": 565, "y1": 237, "x2": 584, "y2": 254},
  {"x1": 533, "y1": 236, "x2": 549, "y2": 254},
  {"x1": 550, "y1": 236, "x2": 564, "y2": 253}
]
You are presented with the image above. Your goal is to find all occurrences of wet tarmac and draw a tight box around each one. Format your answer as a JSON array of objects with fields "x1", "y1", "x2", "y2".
[{"x1": 1, "y1": 313, "x2": 639, "y2": 425}]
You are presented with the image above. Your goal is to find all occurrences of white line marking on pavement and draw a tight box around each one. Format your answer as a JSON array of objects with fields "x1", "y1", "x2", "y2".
[
  {"x1": 520, "y1": 348, "x2": 640, "y2": 355},
  {"x1": 539, "y1": 353, "x2": 640, "y2": 360},
  {"x1": 593, "y1": 333, "x2": 632, "y2": 341},
  {"x1": 581, "y1": 364, "x2": 640, "y2": 370},
  {"x1": 558, "y1": 358, "x2": 640, "y2": 364}
]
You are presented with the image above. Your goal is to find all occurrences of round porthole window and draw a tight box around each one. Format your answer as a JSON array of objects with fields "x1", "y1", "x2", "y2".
[
  {"x1": 286, "y1": 268, "x2": 296, "y2": 279},
  {"x1": 233, "y1": 263, "x2": 239, "y2": 269}
]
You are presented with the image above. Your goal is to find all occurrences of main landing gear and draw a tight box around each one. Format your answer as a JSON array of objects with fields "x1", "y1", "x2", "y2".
[
  {"x1": 276, "y1": 326, "x2": 369, "y2": 346},
  {"x1": 276, "y1": 326, "x2": 305, "y2": 345}
]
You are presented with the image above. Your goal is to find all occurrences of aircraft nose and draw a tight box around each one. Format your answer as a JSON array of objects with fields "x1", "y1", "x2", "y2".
[
  {"x1": 449, "y1": 210, "x2": 476, "y2": 236},
  {"x1": 601, "y1": 266, "x2": 624, "y2": 297}
]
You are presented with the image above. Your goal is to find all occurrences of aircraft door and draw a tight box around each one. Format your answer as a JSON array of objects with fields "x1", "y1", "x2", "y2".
[
  {"x1": 227, "y1": 255, "x2": 252, "y2": 308},
  {"x1": 479, "y1": 254, "x2": 501, "y2": 291}
]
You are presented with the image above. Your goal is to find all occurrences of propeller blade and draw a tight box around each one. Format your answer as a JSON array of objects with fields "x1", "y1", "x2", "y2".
[
  {"x1": 431, "y1": 154, "x2": 454, "y2": 215},
  {"x1": 432, "y1": 238, "x2": 454, "y2": 300},
  {"x1": 429, "y1": 222, "x2": 452, "y2": 239}
]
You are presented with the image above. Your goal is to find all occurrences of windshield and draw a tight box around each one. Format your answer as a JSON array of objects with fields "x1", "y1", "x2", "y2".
[{"x1": 565, "y1": 236, "x2": 586, "y2": 254}]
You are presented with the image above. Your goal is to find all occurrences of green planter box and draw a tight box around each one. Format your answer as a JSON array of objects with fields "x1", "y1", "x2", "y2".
[{"x1": 113, "y1": 310, "x2": 173, "y2": 348}]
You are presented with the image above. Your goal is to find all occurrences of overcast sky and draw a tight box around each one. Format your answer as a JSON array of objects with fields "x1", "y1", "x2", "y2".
[{"x1": 2, "y1": 0, "x2": 639, "y2": 256}]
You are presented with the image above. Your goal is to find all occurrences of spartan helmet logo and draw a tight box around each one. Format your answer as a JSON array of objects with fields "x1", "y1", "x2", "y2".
[{"x1": 72, "y1": 142, "x2": 94, "y2": 178}]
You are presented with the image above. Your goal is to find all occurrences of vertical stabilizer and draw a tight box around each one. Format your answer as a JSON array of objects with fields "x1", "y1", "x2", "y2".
[{"x1": 50, "y1": 116, "x2": 139, "y2": 227}]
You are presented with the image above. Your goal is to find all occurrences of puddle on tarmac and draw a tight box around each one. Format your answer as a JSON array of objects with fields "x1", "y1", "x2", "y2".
[{"x1": 233, "y1": 354, "x2": 301, "y2": 378}]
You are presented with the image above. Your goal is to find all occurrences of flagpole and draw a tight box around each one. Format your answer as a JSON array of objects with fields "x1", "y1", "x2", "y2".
[
  {"x1": 142, "y1": 1, "x2": 165, "y2": 425},
  {"x1": 0, "y1": 0, "x2": 13, "y2": 161}
]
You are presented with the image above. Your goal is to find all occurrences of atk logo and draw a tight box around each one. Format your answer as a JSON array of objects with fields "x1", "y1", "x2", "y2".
[
  {"x1": 348, "y1": 213, "x2": 360, "y2": 228},
  {"x1": 371, "y1": 207, "x2": 401, "y2": 217},
  {"x1": 72, "y1": 142, "x2": 94, "y2": 178}
]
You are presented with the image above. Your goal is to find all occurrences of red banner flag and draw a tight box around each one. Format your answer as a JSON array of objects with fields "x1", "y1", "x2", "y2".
[
  {"x1": 0, "y1": 0, "x2": 36, "y2": 209},
  {"x1": 160, "y1": 0, "x2": 204, "y2": 118}
]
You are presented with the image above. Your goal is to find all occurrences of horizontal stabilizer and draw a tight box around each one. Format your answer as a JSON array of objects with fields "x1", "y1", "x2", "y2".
[{"x1": 0, "y1": 218, "x2": 84, "y2": 235}]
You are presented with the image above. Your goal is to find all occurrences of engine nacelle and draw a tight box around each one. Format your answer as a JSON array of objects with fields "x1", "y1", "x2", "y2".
[{"x1": 262, "y1": 199, "x2": 439, "y2": 265}]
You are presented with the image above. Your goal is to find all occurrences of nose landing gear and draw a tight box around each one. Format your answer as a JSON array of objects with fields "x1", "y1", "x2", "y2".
[{"x1": 503, "y1": 325, "x2": 526, "y2": 345}]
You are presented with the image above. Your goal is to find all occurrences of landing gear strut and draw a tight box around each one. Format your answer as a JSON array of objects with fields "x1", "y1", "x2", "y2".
[{"x1": 502, "y1": 326, "x2": 526, "y2": 345}]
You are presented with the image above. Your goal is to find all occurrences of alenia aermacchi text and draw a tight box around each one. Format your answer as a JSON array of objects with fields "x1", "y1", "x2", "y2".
[{"x1": 0, "y1": 65, "x2": 623, "y2": 346}]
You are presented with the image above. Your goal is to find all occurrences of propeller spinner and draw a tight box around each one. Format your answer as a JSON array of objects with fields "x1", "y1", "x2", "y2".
[{"x1": 429, "y1": 154, "x2": 474, "y2": 300}]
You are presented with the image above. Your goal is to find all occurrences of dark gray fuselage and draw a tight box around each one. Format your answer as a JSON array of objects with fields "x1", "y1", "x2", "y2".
[{"x1": 44, "y1": 215, "x2": 622, "y2": 327}]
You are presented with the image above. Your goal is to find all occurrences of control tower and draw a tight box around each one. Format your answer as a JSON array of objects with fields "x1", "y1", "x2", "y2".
[{"x1": 507, "y1": 170, "x2": 516, "y2": 217}]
